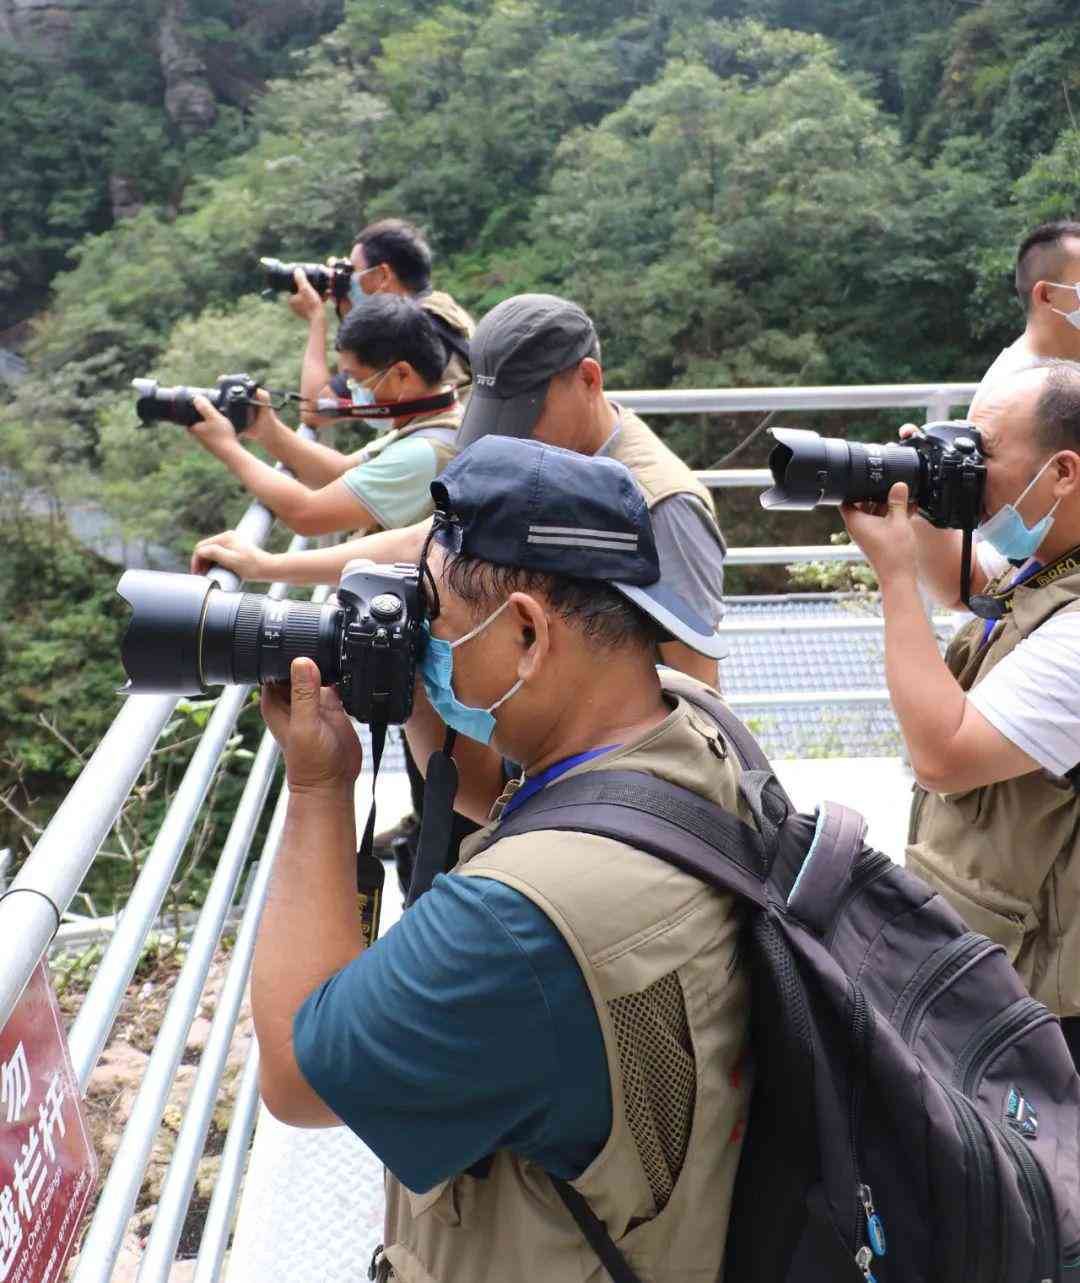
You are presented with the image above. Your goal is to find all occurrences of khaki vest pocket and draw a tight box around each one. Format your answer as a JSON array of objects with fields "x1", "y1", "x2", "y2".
[
  {"x1": 908, "y1": 852, "x2": 1031, "y2": 962},
  {"x1": 405, "y1": 1178, "x2": 461, "y2": 1227}
]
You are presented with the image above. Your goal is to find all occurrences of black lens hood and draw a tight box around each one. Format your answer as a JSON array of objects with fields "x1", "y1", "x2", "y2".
[{"x1": 117, "y1": 570, "x2": 216, "y2": 695}]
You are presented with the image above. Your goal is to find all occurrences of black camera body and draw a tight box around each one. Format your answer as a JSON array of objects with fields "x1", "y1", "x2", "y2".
[
  {"x1": 132, "y1": 373, "x2": 259, "y2": 432},
  {"x1": 335, "y1": 562, "x2": 425, "y2": 724},
  {"x1": 260, "y1": 256, "x2": 353, "y2": 303},
  {"x1": 762, "y1": 420, "x2": 986, "y2": 530},
  {"x1": 905, "y1": 422, "x2": 986, "y2": 530},
  {"x1": 117, "y1": 559, "x2": 426, "y2": 726}
]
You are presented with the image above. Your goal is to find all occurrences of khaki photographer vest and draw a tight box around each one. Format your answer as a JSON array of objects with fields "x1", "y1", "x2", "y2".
[
  {"x1": 906, "y1": 565, "x2": 1080, "y2": 1016},
  {"x1": 608, "y1": 404, "x2": 717, "y2": 516},
  {"x1": 381, "y1": 696, "x2": 752, "y2": 1283}
]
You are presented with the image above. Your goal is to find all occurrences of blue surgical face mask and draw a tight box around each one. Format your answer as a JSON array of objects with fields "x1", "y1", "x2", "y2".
[
  {"x1": 348, "y1": 264, "x2": 382, "y2": 310},
  {"x1": 975, "y1": 454, "x2": 1061, "y2": 561},
  {"x1": 347, "y1": 367, "x2": 391, "y2": 430},
  {"x1": 419, "y1": 600, "x2": 524, "y2": 744}
]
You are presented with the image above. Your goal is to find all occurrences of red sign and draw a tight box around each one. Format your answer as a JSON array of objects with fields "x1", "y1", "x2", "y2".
[{"x1": 0, "y1": 962, "x2": 98, "y2": 1283}]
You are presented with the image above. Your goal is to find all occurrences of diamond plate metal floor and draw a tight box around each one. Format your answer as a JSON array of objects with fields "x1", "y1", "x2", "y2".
[{"x1": 226, "y1": 775, "x2": 410, "y2": 1283}]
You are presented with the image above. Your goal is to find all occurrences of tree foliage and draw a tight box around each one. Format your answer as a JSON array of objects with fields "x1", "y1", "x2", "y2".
[{"x1": 4, "y1": 0, "x2": 1080, "y2": 828}]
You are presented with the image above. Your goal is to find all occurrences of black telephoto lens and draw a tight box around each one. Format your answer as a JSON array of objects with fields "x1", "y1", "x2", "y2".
[
  {"x1": 132, "y1": 378, "x2": 205, "y2": 428},
  {"x1": 260, "y1": 257, "x2": 333, "y2": 297},
  {"x1": 117, "y1": 571, "x2": 342, "y2": 695},
  {"x1": 761, "y1": 428, "x2": 924, "y2": 510}
]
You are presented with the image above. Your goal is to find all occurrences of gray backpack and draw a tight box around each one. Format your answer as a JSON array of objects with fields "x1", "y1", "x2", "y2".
[{"x1": 474, "y1": 674, "x2": 1080, "y2": 1282}]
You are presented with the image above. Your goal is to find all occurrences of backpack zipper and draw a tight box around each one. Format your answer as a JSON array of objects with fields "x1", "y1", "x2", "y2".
[
  {"x1": 895, "y1": 933, "x2": 1002, "y2": 1046},
  {"x1": 946, "y1": 1088, "x2": 1007, "y2": 1283},
  {"x1": 955, "y1": 997, "x2": 1054, "y2": 1099},
  {"x1": 999, "y1": 1121, "x2": 1062, "y2": 1282},
  {"x1": 824, "y1": 851, "x2": 893, "y2": 949},
  {"x1": 848, "y1": 985, "x2": 882, "y2": 1266}
]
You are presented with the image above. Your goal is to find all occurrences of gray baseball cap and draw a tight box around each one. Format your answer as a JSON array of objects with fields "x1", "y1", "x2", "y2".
[{"x1": 457, "y1": 294, "x2": 598, "y2": 448}]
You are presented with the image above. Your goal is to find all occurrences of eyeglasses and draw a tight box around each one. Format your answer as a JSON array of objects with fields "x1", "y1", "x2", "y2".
[{"x1": 344, "y1": 366, "x2": 391, "y2": 401}]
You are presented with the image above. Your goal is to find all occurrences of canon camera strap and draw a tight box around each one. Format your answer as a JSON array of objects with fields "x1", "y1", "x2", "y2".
[
  {"x1": 313, "y1": 388, "x2": 458, "y2": 421},
  {"x1": 968, "y1": 541, "x2": 1080, "y2": 621}
]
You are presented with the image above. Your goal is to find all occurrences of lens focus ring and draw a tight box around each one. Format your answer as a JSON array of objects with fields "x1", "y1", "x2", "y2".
[{"x1": 231, "y1": 595, "x2": 266, "y2": 684}]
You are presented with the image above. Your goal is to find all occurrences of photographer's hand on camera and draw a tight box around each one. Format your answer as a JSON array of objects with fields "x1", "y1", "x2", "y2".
[
  {"x1": 841, "y1": 481, "x2": 918, "y2": 585},
  {"x1": 235, "y1": 387, "x2": 278, "y2": 446},
  {"x1": 287, "y1": 267, "x2": 327, "y2": 325},
  {"x1": 895, "y1": 422, "x2": 991, "y2": 607},
  {"x1": 260, "y1": 657, "x2": 363, "y2": 795},
  {"x1": 188, "y1": 394, "x2": 238, "y2": 454}
]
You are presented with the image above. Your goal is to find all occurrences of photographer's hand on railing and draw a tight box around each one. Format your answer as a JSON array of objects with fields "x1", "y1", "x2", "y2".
[{"x1": 191, "y1": 529, "x2": 274, "y2": 579}]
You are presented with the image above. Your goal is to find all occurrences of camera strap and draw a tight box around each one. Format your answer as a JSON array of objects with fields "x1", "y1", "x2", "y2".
[
  {"x1": 968, "y1": 540, "x2": 1080, "y2": 620},
  {"x1": 358, "y1": 719, "x2": 389, "y2": 865},
  {"x1": 405, "y1": 728, "x2": 461, "y2": 908},
  {"x1": 312, "y1": 389, "x2": 458, "y2": 420}
]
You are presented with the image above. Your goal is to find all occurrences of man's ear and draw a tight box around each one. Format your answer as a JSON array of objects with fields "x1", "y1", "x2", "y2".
[
  {"x1": 508, "y1": 593, "x2": 549, "y2": 679},
  {"x1": 1054, "y1": 449, "x2": 1080, "y2": 496},
  {"x1": 579, "y1": 357, "x2": 604, "y2": 394}
]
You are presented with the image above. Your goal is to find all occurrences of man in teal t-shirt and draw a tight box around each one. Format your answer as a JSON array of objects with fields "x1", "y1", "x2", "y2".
[{"x1": 186, "y1": 294, "x2": 461, "y2": 538}]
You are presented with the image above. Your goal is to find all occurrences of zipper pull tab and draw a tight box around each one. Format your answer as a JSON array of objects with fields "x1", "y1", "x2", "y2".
[
  {"x1": 859, "y1": 1183, "x2": 887, "y2": 1256},
  {"x1": 855, "y1": 1245, "x2": 878, "y2": 1282}
]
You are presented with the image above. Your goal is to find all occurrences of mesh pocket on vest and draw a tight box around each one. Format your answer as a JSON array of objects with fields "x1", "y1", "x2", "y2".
[{"x1": 607, "y1": 972, "x2": 696, "y2": 1211}]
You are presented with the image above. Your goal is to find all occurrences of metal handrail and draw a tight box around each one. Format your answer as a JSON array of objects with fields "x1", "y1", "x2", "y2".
[
  {"x1": 0, "y1": 382, "x2": 968, "y2": 1279},
  {"x1": 0, "y1": 499, "x2": 296, "y2": 1031},
  {"x1": 617, "y1": 382, "x2": 976, "y2": 418}
]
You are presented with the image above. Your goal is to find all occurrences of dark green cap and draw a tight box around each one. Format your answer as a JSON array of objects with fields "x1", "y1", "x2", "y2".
[{"x1": 457, "y1": 294, "x2": 597, "y2": 448}]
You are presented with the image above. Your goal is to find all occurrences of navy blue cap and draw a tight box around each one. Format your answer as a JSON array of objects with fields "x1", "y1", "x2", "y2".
[{"x1": 430, "y1": 437, "x2": 724, "y2": 657}]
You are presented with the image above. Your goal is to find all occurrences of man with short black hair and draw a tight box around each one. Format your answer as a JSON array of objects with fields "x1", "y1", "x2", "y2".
[
  {"x1": 974, "y1": 220, "x2": 1080, "y2": 406},
  {"x1": 188, "y1": 293, "x2": 461, "y2": 537},
  {"x1": 843, "y1": 361, "x2": 1080, "y2": 1064},
  {"x1": 290, "y1": 217, "x2": 473, "y2": 427},
  {"x1": 251, "y1": 437, "x2": 747, "y2": 1283}
]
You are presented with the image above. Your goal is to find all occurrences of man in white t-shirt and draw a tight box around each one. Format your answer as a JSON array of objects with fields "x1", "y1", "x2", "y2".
[
  {"x1": 972, "y1": 220, "x2": 1080, "y2": 411},
  {"x1": 842, "y1": 361, "x2": 1080, "y2": 1064}
]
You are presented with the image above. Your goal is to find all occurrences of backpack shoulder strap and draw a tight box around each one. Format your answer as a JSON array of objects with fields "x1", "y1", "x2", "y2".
[{"x1": 470, "y1": 769, "x2": 768, "y2": 908}]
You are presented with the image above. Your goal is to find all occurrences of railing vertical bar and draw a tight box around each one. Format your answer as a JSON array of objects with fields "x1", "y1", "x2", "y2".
[
  {"x1": 137, "y1": 755, "x2": 289, "y2": 1281},
  {"x1": 0, "y1": 693, "x2": 179, "y2": 1028},
  {"x1": 67, "y1": 682, "x2": 254, "y2": 1089},
  {"x1": 71, "y1": 760, "x2": 288, "y2": 1283},
  {"x1": 192, "y1": 1048, "x2": 262, "y2": 1283}
]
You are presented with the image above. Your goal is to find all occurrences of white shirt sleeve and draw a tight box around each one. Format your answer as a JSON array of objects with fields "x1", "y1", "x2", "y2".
[
  {"x1": 966, "y1": 611, "x2": 1080, "y2": 776},
  {"x1": 975, "y1": 541, "x2": 1010, "y2": 581}
]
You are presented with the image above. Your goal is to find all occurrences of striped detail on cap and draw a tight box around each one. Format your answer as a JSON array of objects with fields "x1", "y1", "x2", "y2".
[{"x1": 527, "y1": 523, "x2": 639, "y2": 553}]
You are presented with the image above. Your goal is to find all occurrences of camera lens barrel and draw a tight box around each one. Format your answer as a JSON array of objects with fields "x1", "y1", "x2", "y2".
[
  {"x1": 132, "y1": 379, "x2": 206, "y2": 428},
  {"x1": 761, "y1": 428, "x2": 924, "y2": 510},
  {"x1": 199, "y1": 592, "x2": 341, "y2": 686},
  {"x1": 118, "y1": 571, "x2": 343, "y2": 695},
  {"x1": 259, "y1": 257, "x2": 335, "y2": 297}
]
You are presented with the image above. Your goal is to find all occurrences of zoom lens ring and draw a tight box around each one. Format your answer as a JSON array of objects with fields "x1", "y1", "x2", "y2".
[
  {"x1": 280, "y1": 604, "x2": 327, "y2": 665},
  {"x1": 232, "y1": 595, "x2": 266, "y2": 683}
]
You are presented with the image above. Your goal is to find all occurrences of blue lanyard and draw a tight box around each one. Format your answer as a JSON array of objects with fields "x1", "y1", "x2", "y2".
[
  {"x1": 501, "y1": 745, "x2": 621, "y2": 818},
  {"x1": 980, "y1": 560, "x2": 1043, "y2": 647}
]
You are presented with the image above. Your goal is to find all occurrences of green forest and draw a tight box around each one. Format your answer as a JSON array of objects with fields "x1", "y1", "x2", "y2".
[{"x1": 3, "y1": 0, "x2": 1080, "y2": 862}]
